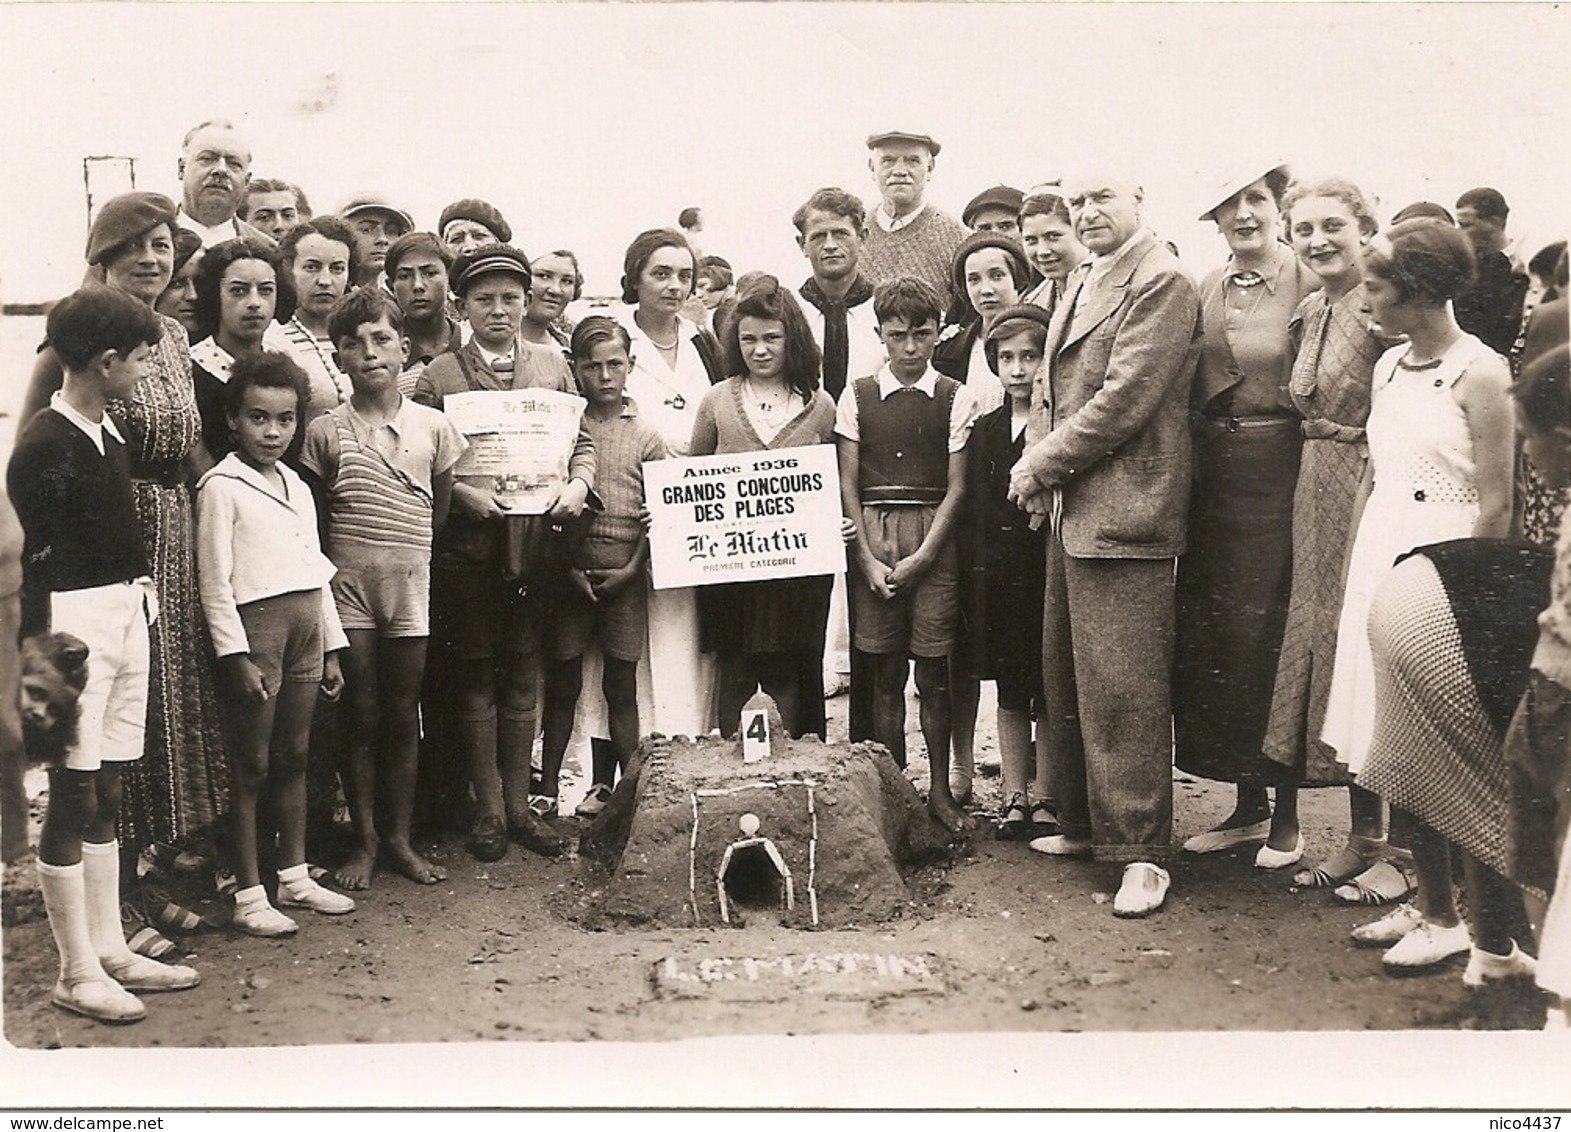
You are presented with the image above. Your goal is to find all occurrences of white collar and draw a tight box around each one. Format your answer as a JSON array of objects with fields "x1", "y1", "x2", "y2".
[
  {"x1": 476, "y1": 340, "x2": 515, "y2": 368},
  {"x1": 49, "y1": 391, "x2": 125, "y2": 456},
  {"x1": 190, "y1": 337, "x2": 237, "y2": 382},
  {"x1": 874, "y1": 364, "x2": 940, "y2": 398},
  {"x1": 875, "y1": 201, "x2": 928, "y2": 233},
  {"x1": 199, "y1": 451, "x2": 301, "y2": 503},
  {"x1": 176, "y1": 208, "x2": 240, "y2": 249}
]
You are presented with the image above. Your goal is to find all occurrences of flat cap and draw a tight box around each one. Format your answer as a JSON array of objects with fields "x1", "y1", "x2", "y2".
[
  {"x1": 866, "y1": 130, "x2": 941, "y2": 156},
  {"x1": 963, "y1": 184, "x2": 1026, "y2": 227},
  {"x1": 338, "y1": 195, "x2": 414, "y2": 233}
]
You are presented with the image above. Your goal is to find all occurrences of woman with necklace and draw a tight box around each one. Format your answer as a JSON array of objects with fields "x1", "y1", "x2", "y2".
[
  {"x1": 268, "y1": 217, "x2": 359, "y2": 422},
  {"x1": 689, "y1": 277, "x2": 837, "y2": 738},
  {"x1": 190, "y1": 238, "x2": 292, "y2": 462},
  {"x1": 616, "y1": 229, "x2": 723, "y2": 740},
  {"x1": 619, "y1": 228, "x2": 724, "y2": 456},
  {"x1": 1325, "y1": 218, "x2": 1517, "y2": 970},
  {"x1": 1173, "y1": 163, "x2": 1319, "y2": 869}
]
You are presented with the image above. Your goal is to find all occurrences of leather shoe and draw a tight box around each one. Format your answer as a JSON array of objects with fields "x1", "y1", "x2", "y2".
[
  {"x1": 1182, "y1": 819, "x2": 1269, "y2": 854},
  {"x1": 1028, "y1": 833, "x2": 1092, "y2": 857},
  {"x1": 510, "y1": 809, "x2": 566, "y2": 858},
  {"x1": 1253, "y1": 834, "x2": 1304, "y2": 870},
  {"x1": 1112, "y1": 862, "x2": 1170, "y2": 918},
  {"x1": 467, "y1": 815, "x2": 509, "y2": 862}
]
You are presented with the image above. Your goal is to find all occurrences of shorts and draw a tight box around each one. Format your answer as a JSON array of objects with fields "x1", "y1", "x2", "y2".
[
  {"x1": 851, "y1": 504, "x2": 958, "y2": 658},
  {"x1": 430, "y1": 561, "x2": 542, "y2": 662},
  {"x1": 330, "y1": 544, "x2": 431, "y2": 638},
  {"x1": 552, "y1": 546, "x2": 648, "y2": 663},
  {"x1": 49, "y1": 582, "x2": 150, "y2": 772},
  {"x1": 237, "y1": 590, "x2": 325, "y2": 688},
  {"x1": 1505, "y1": 670, "x2": 1571, "y2": 893}
]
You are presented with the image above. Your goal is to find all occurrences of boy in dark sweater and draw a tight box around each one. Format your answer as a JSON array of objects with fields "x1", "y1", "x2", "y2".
[
  {"x1": 835, "y1": 277, "x2": 979, "y2": 834},
  {"x1": 8, "y1": 288, "x2": 200, "y2": 1023}
]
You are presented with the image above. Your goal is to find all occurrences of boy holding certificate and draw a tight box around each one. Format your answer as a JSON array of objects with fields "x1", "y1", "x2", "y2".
[{"x1": 414, "y1": 245, "x2": 596, "y2": 863}]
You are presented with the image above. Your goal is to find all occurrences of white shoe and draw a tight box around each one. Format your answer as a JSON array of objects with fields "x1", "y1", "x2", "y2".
[
  {"x1": 277, "y1": 877, "x2": 355, "y2": 915},
  {"x1": 233, "y1": 897, "x2": 298, "y2": 938},
  {"x1": 52, "y1": 976, "x2": 145, "y2": 1023},
  {"x1": 101, "y1": 951, "x2": 200, "y2": 992},
  {"x1": 1462, "y1": 941, "x2": 1538, "y2": 988},
  {"x1": 1112, "y1": 862, "x2": 1170, "y2": 918},
  {"x1": 1351, "y1": 902, "x2": 1423, "y2": 947},
  {"x1": 1182, "y1": 820, "x2": 1269, "y2": 854},
  {"x1": 1382, "y1": 919, "x2": 1470, "y2": 970},
  {"x1": 1028, "y1": 833, "x2": 1093, "y2": 857},
  {"x1": 1254, "y1": 834, "x2": 1305, "y2": 870}
]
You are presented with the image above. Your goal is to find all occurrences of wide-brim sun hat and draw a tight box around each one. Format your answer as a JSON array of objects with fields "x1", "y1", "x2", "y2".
[{"x1": 1197, "y1": 160, "x2": 1290, "y2": 222}]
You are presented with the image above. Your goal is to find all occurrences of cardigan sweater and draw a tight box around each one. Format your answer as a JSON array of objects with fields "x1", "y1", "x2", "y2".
[{"x1": 8, "y1": 407, "x2": 149, "y2": 633}]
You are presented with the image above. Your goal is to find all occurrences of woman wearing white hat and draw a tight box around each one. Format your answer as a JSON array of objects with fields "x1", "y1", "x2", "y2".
[{"x1": 1174, "y1": 162, "x2": 1319, "y2": 868}]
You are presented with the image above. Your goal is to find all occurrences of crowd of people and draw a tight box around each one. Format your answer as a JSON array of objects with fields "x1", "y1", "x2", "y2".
[{"x1": 4, "y1": 118, "x2": 1571, "y2": 1032}]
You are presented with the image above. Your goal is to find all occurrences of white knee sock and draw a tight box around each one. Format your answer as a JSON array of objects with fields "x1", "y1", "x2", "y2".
[
  {"x1": 37, "y1": 859, "x2": 110, "y2": 986},
  {"x1": 81, "y1": 839, "x2": 135, "y2": 966}
]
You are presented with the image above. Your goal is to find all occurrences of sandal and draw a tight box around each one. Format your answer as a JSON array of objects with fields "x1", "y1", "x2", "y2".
[
  {"x1": 995, "y1": 793, "x2": 1030, "y2": 841},
  {"x1": 1333, "y1": 860, "x2": 1411, "y2": 906},
  {"x1": 1029, "y1": 800, "x2": 1058, "y2": 837},
  {"x1": 1291, "y1": 835, "x2": 1386, "y2": 888},
  {"x1": 120, "y1": 900, "x2": 177, "y2": 960}
]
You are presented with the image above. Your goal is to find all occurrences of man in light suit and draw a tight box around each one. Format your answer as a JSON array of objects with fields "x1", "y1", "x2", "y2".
[{"x1": 1008, "y1": 168, "x2": 1201, "y2": 918}]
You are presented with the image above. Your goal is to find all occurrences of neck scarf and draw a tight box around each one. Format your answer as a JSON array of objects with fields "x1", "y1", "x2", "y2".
[{"x1": 800, "y1": 274, "x2": 874, "y2": 401}]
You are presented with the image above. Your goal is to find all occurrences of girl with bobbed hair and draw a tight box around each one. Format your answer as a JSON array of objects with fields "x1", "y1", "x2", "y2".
[
  {"x1": 1320, "y1": 218, "x2": 1516, "y2": 967},
  {"x1": 690, "y1": 277, "x2": 836, "y2": 738},
  {"x1": 1018, "y1": 191, "x2": 1088, "y2": 314},
  {"x1": 618, "y1": 228, "x2": 723, "y2": 457},
  {"x1": 190, "y1": 238, "x2": 295, "y2": 461}
]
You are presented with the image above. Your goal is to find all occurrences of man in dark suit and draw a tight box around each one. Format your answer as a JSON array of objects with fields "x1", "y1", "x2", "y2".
[
  {"x1": 1009, "y1": 168, "x2": 1201, "y2": 918},
  {"x1": 1454, "y1": 186, "x2": 1529, "y2": 356}
]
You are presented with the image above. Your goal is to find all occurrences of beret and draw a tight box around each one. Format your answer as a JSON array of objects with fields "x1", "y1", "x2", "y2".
[
  {"x1": 438, "y1": 198, "x2": 512, "y2": 244},
  {"x1": 86, "y1": 192, "x2": 179, "y2": 266}
]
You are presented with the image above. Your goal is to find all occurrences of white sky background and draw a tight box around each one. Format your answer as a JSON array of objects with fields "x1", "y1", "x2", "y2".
[{"x1": 2, "y1": 2, "x2": 1569, "y2": 304}]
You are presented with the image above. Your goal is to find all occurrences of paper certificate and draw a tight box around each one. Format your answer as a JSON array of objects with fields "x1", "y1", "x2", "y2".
[
  {"x1": 644, "y1": 444, "x2": 846, "y2": 590},
  {"x1": 444, "y1": 388, "x2": 584, "y2": 514}
]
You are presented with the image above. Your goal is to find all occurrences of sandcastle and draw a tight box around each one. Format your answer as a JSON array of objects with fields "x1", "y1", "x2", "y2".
[{"x1": 579, "y1": 695, "x2": 952, "y2": 928}]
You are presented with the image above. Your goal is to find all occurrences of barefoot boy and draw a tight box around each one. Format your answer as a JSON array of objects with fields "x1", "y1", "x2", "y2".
[
  {"x1": 8, "y1": 288, "x2": 200, "y2": 1022},
  {"x1": 834, "y1": 277, "x2": 978, "y2": 833},
  {"x1": 301, "y1": 288, "x2": 466, "y2": 890}
]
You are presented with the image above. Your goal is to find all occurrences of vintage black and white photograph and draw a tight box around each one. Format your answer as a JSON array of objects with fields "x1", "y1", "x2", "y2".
[{"x1": 1, "y1": 0, "x2": 1569, "y2": 1113}]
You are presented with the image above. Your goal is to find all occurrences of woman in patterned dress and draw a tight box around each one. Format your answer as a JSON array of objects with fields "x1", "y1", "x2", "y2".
[
  {"x1": 1258, "y1": 179, "x2": 1395, "y2": 893},
  {"x1": 21, "y1": 193, "x2": 232, "y2": 873}
]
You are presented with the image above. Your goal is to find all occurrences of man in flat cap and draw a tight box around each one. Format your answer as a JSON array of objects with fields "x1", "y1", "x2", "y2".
[
  {"x1": 962, "y1": 184, "x2": 1027, "y2": 242},
  {"x1": 176, "y1": 119, "x2": 275, "y2": 247},
  {"x1": 340, "y1": 195, "x2": 415, "y2": 289},
  {"x1": 860, "y1": 130, "x2": 969, "y2": 305}
]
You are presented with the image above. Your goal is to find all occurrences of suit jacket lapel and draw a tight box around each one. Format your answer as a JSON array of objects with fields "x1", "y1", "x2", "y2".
[{"x1": 1057, "y1": 232, "x2": 1155, "y2": 354}]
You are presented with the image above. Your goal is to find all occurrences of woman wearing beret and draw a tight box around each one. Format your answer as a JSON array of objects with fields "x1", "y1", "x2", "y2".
[
  {"x1": 20, "y1": 192, "x2": 232, "y2": 918},
  {"x1": 1174, "y1": 163, "x2": 1319, "y2": 867}
]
